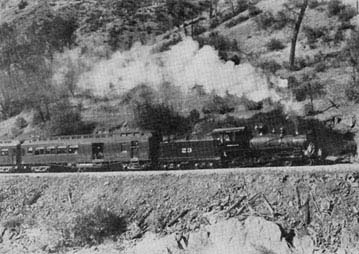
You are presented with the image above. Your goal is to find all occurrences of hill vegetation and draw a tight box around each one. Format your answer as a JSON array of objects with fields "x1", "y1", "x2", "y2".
[{"x1": 0, "y1": 0, "x2": 359, "y2": 138}]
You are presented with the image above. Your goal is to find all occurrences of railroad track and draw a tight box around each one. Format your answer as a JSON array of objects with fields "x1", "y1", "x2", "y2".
[{"x1": 1, "y1": 163, "x2": 359, "y2": 177}]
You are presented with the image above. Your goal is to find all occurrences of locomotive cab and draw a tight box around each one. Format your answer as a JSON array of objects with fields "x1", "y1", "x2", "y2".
[{"x1": 211, "y1": 127, "x2": 253, "y2": 166}]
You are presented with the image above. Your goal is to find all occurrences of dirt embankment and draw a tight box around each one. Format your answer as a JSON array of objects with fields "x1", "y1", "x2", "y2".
[{"x1": 0, "y1": 168, "x2": 359, "y2": 253}]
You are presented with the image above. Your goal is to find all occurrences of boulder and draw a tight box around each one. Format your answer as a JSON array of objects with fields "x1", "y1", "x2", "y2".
[{"x1": 126, "y1": 216, "x2": 314, "y2": 254}]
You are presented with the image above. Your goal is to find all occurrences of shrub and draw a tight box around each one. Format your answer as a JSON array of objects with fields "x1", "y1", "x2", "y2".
[
  {"x1": 308, "y1": 0, "x2": 320, "y2": 9},
  {"x1": 192, "y1": 24, "x2": 206, "y2": 36},
  {"x1": 346, "y1": 87, "x2": 359, "y2": 103},
  {"x1": 328, "y1": 0, "x2": 344, "y2": 16},
  {"x1": 334, "y1": 29, "x2": 344, "y2": 44},
  {"x1": 240, "y1": 96, "x2": 263, "y2": 110},
  {"x1": 222, "y1": 11, "x2": 236, "y2": 22},
  {"x1": 72, "y1": 206, "x2": 127, "y2": 246},
  {"x1": 289, "y1": 57, "x2": 307, "y2": 71},
  {"x1": 314, "y1": 62, "x2": 326, "y2": 72},
  {"x1": 338, "y1": 6, "x2": 357, "y2": 21},
  {"x1": 202, "y1": 95, "x2": 235, "y2": 114},
  {"x1": 292, "y1": 81, "x2": 325, "y2": 101},
  {"x1": 303, "y1": 26, "x2": 326, "y2": 45},
  {"x1": 236, "y1": 0, "x2": 249, "y2": 13},
  {"x1": 209, "y1": 17, "x2": 221, "y2": 29},
  {"x1": 195, "y1": 32, "x2": 239, "y2": 52},
  {"x1": 339, "y1": 21, "x2": 355, "y2": 30},
  {"x1": 258, "y1": 60, "x2": 282, "y2": 74},
  {"x1": 321, "y1": 33, "x2": 332, "y2": 44},
  {"x1": 345, "y1": 81, "x2": 359, "y2": 103},
  {"x1": 254, "y1": 11, "x2": 276, "y2": 30},
  {"x1": 248, "y1": 4, "x2": 262, "y2": 17},
  {"x1": 273, "y1": 10, "x2": 289, "y2": 30},
  {"x1": 15, "y1": 116, "x2": 28, "y2": 129},
  {"x1": 287, "y1": 76, "x2": 299, "y2": 89},
  {"x1": 266, "y1": 38, "x2": 285, "y2": 51},
  {"x1": 48, "y1": 101, "x2": 96, "y2": 135}
]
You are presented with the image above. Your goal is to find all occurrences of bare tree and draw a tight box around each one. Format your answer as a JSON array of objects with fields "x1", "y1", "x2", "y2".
[
  {"x1": 288, "y1": 0, "x2": 309, "y2": 69},
  {"x1": 289, "y1": 0, "x2": 309, "y2": 69}
]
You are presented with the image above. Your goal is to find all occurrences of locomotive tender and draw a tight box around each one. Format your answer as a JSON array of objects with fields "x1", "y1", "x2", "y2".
[{"x1": 0, "y1": 125, "x2": 354, "y2": 173}]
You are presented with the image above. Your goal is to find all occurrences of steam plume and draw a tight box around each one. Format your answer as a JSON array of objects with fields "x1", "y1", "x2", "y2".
[{"x1": 76, "y1": 37, "x2": 286, "y2": 102}]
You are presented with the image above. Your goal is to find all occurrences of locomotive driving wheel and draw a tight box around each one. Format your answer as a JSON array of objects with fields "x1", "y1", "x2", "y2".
[
  {"x1": 305, "y1": 142, "x2": 316, "y2": 157},
  {"x1": 283, "y1": 160, "x2": 293, "y2": 166}
]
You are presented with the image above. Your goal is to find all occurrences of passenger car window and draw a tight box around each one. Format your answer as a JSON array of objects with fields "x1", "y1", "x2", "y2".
[
  {"x1": 57, "y1": 146, "x2": 67, "y2": 154},
  {"x1": 68, "y1": 145, "x2": 79, "y2": 154},
  {"x1": 35, "y1": 147, "x2": 44, "y2": 155},
  {"x1": 50, "y1": 147, "x2": 57, "y2": 154},
  {"x1": 0, "y1": 149, "x2": 8, "y2": 156}
]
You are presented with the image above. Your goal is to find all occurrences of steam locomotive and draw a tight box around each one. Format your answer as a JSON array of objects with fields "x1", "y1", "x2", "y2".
[{"x1": 0, "y1": 124, "x2": 355, "y2": 173}]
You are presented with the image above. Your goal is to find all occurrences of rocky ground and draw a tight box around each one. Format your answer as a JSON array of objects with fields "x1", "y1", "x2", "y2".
[{"x1": 0, "y1": 166, "x2": 359, "y2": 253}]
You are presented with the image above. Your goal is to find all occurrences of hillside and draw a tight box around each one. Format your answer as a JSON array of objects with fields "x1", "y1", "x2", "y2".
[{"x1": 0, "y1": 0, "x2": 359, "y2": 140}]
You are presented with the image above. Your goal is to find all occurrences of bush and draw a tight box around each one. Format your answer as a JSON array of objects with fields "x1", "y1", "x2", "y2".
[
  {"x1": 290, "y1": 57, "x2": 307, "y2": 70},
  {"x1": 240, "y1": 96, "x2": 263, "y2": 110},
  {"x1": 308, "y1": 0, "x2": 320, "y2": 9},
  {"x1": 339, "y1": 21, "x2": 355, "y2": 30},
  {"x1": 338, "y1": 6, "x2": 357, "y2": 21},
  {"x1": 334, "y1": 29, "x2": 344, "y2": 44},
  {"x1": 266, "y1": 38, "x2": 285, "y2": 51},
  {"x1": 327, "y1": 0, "x2": 356, "y2": 21},
  {"x1": 195, "y1": 32, "x2": 239, "y2": 52},
  {"x1": 209, "y1": 17, "x2": 221, "y2": 29},
  {"x1": 192, "y1": 24, "x2": 206, "y2": 36},
  {"x1": 258, "y1": 60, "x2": 282, "y2": 74},
  {"x1": 72, "y1": 206, "x2": 127, "y2": 246},
  {"x1": 328, "y1": 0, "x2": 344, "y2": 16},
  {"x1": 248, "y1": 4, "x2": 262, "y2": 17},
  {"x1": 236, "y1": 0, "x2": 249, "y2": 13},
  {"x1": 292, "y1": 81, "x2": 325, "y2": 101},
  {"x1": 15, "y1": 117, "x2": 28, "y2": 129},
  {"x1": 303, "y1": 26, "x2": 326, "y2": 45},
  {"x1": 273, "y1": 10, "x2": 289, "y2": 30},
  {"x1": 345, "y1": 81, "x2": 359, "y2": 103},
  {"x1": 314, "y1": 62, "x2": 326, "y2": 72},
  {"x1": 202, "y1": 94, "x2": 235, "y2": 114},
  {"x1": 222, "y1": 11, "x2": 236, "y2": 22},
  {"x1": 48, "y1": 101, "x2": 96, "y2": 135},
  {"x1": 255, "y1": 11, "x2": 276, "y2": 30}
]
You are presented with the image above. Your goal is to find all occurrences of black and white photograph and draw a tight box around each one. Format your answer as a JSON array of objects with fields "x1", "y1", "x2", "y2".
[{"x1": 0, "y1": 0, "x2": 359, "y2": 253}]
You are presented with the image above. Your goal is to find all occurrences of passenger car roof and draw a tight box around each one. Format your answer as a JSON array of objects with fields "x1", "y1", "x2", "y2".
[{"x1": 22, "y1": 131, "x2": 152, "y2": 146}]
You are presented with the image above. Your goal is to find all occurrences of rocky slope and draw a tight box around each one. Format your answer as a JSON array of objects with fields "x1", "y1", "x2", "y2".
[{"x1": 0, "y1": 167, "x2": 359, "y2": 253}]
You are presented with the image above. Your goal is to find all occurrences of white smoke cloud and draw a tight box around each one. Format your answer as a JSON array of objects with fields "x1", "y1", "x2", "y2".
[{"x1": 76, "y1": 37, "x2": 286, "y2": 102}]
